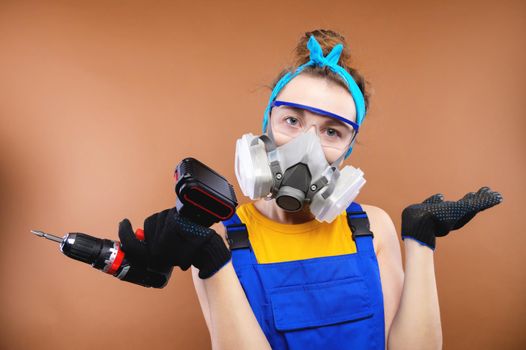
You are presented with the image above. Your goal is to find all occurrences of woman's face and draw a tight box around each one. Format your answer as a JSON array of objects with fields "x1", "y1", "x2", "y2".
[{"x1": 269, "y1": 73, "x2": 357, "y2": 164}]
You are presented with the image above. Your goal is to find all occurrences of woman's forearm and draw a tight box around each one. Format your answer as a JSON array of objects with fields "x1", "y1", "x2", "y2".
[
  {"x1": 387, "y1": 238, "x2": 443, "y2": 350},
  {"x1": 199, "y1": 262, "x2": 271, "y2": 350}
]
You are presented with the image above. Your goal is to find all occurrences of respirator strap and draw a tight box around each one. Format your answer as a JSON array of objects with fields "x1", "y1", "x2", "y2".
[
  {"x1": 258, "y1": 132, "x2": 284, "y2": 196},
  {"x1": 320, "y1": 150, "x2": 346, "y2": 200},
  {"x1": 346, "y1": 211, "x2": 374, "y2": 241}
]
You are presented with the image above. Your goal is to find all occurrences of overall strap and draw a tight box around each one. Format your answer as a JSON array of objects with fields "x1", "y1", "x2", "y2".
[
  {"x1": 222, "y1": 213, "x2": 250, "y2": 250},
  {"x1": 222, "y1": 212, "x2": 257, "y2": 266},
  {"x1": 346, "y1": 202, "x2": 375, "y2": 254}
]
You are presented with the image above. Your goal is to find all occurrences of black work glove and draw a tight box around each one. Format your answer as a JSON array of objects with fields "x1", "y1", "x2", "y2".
[
  {"x1": 401, "y1": 186, "x2": 503, "y2": 250},
  {"x1": 118, "y1": 207, "x2": 231, "y2": 279}
]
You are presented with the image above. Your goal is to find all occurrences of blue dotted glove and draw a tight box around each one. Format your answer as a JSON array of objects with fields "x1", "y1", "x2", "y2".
[{"x1": 401, "y1": 187, "x2": 503, "y2": 250}]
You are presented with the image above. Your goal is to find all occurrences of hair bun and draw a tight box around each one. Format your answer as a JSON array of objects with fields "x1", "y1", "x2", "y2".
[
  {"x1": 269, "y1": 28, "x2": 369, "y2": 112},
  {"x1": 292, "y1": 29, "x2": 352, "y2": 67}
]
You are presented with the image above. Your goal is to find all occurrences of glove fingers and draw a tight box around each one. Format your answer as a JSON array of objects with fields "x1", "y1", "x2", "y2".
[
  {"x1": 118, "y1": 218, "x2": 148, "y2": 264},
  {"x1": 474, "y1": 190, "x2": 503, "y2": 211},
  {"x1": 460, "y1": 186, "x2": 490, "y2": 201},
  {"x1": 460, "y1": 191, "x2": 476, "y2": 201},
  {"x1": 144, "y1": 209, "x2": 168, "y2": 243},
  {"x1": 144, "y1": 209, "x2": 174, "y2": 262},
  {"x1": 452, "y1": 189, "x2": 502, "y2": 229},
  {"x1": 476, "y1": 186, "x2": 491, "y2": 194},
  {"x1": 422, "y1": 193, "x2": 444, "y2": 204},
  {"x1": 153, "y1": 209, "x2": 170, "y2": 247},
  {"x1": 493, "y1": 191, "x2": 503, "y2": 203}
]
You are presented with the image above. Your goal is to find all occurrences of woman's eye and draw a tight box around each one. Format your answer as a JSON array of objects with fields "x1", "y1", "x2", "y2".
[
  {"x1": 285, "y1": 117, "x2": 299, "y2": 126},
  {"x1": 326, "y1": 128, "x2": 340, "y2": 137}
]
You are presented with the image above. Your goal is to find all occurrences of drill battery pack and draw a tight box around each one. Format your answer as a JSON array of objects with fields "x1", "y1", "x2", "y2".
[{"x1": 174, "y1": 157, "x2": 238, "y2": 227}]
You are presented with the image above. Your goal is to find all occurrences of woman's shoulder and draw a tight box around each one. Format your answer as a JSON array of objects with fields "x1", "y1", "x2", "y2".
[
  {"x1": 359, "y1": 204, "x2": 399, "y2": 254},
  {"x1": 360, "y1": 204, "x2": 392, "y2": 223}
]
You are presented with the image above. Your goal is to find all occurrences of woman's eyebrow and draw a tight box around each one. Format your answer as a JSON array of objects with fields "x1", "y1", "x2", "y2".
[
  {"x1": 322, "y1": 118, "x2": 353, "y2": 130},
  {"x1": 282, "y1": 106, "x2": 305, "y2": 116}
]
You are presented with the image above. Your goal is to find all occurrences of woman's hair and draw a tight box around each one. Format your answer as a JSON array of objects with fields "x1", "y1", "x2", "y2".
[{"x1": 270, "y1": 29, "x2": 370, "y2": 111}]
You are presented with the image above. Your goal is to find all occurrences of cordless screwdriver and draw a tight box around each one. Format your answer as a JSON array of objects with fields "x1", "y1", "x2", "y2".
[
  {"x1": 32, "y1": 157, "x2": 238, "y2": 288},
  {"x1": 32, "y1": 228, "x2": 172, "y2": 288}
]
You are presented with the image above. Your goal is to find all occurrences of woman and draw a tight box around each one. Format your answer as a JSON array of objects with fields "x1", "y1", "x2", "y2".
[{"x1": 119, "y1": 29, "x2": 502, "y2": 350}]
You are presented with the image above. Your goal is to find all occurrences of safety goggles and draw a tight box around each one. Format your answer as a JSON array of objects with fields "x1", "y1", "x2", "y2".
[{"x1": 269, "y1": 100, "x2": 359, "y2": 151}]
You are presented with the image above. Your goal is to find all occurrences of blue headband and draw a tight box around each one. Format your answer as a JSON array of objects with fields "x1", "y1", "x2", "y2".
[{"x1": 262, "y1": 35, "x2": 366, "y2": 158}]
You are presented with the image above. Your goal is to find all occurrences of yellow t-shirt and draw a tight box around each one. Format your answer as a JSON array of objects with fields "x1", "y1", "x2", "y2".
[{"x1": 235, "y1": 202, "x2": 357, "y2": 264}]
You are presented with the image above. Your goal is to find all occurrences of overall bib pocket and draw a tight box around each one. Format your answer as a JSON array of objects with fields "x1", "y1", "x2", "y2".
[
  {"x1": 270, "y1": 276, "x2": 373, "y2": 331},
  {"x1": 269, "y1": 276, "x2": 376, "y2": 349}
]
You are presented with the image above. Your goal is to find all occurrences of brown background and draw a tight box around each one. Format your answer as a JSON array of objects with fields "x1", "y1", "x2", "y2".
[{"x1": 1, "y1": 0, "x2": 524, "y2": 349}]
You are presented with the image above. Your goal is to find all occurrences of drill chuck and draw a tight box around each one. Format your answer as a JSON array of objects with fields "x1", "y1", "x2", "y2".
[{"x1": 60, "y1": 233, "x2": 106, "y2": 264}]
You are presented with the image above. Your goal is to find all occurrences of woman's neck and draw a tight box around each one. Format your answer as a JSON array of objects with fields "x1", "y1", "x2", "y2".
[{"x1": 252, "y1": 198, "x2": 316, "y2": 224}]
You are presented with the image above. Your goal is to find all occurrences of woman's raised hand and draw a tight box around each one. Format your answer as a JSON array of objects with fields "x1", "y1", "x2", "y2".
[{"x1": 401, "y1": 186, "x2": 503, "y2": 250}]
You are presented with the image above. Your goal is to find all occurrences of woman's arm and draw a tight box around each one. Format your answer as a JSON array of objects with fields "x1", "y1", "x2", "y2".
[
  {"x1": 191, "y1": 223, "x2": 271, "y2": 350},
  {"x1": 388, "y1": 238, "x2": 442, "y2": 350},
  {"x1": 364, "y1": 205, "x2": 442, "y2": 350},
  {"x1": 363, "y1": 205, "x2": 404, "y2": 348}
]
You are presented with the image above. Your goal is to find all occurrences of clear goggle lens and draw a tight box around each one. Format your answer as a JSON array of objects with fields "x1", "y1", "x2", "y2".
[{"x1": 269, "y1": 104, "x2": 357, "y2": 153}]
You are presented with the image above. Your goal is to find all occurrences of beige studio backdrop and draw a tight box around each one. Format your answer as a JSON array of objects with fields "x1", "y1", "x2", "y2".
[{"x1": 0, "y1": 0, "x2": 524, "y2": 349}]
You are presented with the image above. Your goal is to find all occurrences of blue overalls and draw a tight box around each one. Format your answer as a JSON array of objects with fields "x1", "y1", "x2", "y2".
[{"x1": 222, "y1": 202, "x2": 385, "y2": 350}]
